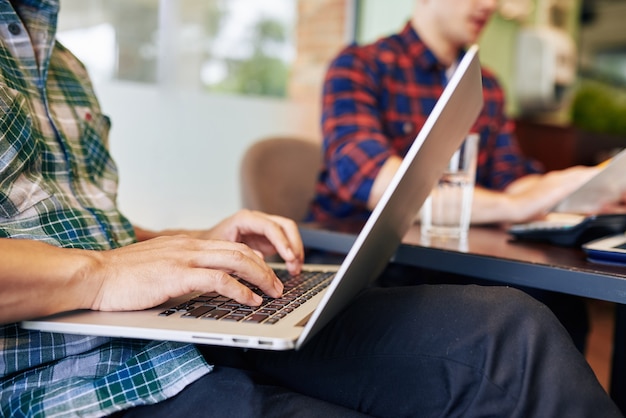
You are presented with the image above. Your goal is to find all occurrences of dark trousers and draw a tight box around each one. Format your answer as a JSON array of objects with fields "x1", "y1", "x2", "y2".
[
  {"x1": 114, "y1": 284, "x2": 621, "y2": 417},
  {"x1": 374, "y1": 263, "x2": 590, "y2": 353}
]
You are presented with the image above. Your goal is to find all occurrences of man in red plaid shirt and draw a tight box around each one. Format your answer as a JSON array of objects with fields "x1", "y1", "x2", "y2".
[
  {"x1": 306, "y1": 0, "x2": 614, "y2": 357},
  {"x1": 307, "y1": 0, "x2": 602, "y2": 224}
]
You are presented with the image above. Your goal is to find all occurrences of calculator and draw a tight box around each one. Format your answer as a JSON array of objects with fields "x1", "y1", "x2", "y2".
[{"x1": 508, "y1": 213, "x2": 626, "y2": 247}]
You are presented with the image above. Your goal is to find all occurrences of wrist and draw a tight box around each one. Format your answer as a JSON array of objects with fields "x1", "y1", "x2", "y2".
[
  {"x1": 60, "y1": 248, "x2": 106, "y2": 313},
  {"x1": 471, "y1": 188, "x2": 517, "y2": 224}
]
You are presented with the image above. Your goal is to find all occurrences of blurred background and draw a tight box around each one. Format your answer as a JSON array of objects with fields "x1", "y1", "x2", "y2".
[{"x1": 56, "y1": 0, "x2": 626, "y2": 229}]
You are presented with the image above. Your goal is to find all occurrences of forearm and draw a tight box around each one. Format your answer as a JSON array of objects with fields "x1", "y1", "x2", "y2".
[
  {"x1": 499, "y1": 173, "x2": 543, "y2": 195},
  {"x1": 367, "y1": 155, "x2": 402, "y2": 210},
  {"x1": 471, "y1": 185, "x2": 551, "y2": 225},
  {"x1": 0, "y1": 238, "x2": 101, "y2": 324},
  {"x1": 471, "y1": 169, "x2": 593, "y2": 225},
  {"x1": 470, "y1": 187, "x2": 519, "y2": 224},
  {"x1": 134, "y1": 226, "x2": 161, "y2": 241},
  {"x1": 134, "y1": 225, "x2": 205, "y2": 241}
]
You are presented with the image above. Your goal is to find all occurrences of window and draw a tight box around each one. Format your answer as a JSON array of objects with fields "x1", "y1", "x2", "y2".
[{"x1": 57, "y1": 0, "x2": 295, "y2": 97}]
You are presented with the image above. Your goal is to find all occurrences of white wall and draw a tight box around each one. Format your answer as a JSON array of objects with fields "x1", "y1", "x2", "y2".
[
  {"x1": 95, "y1": 80, "x2": 319, "y2": 230},
  {"x1": 356, "y1": 0, "x2": 413, "y2": 43}
]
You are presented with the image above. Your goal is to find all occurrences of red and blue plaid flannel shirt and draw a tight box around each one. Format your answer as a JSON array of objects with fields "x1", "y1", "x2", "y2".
[{"x1": 307, "y1": 22, "x2": 542, "y2": 222}]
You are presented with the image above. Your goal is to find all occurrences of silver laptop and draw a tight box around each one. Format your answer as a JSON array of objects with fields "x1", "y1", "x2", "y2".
[{"x1": 22, "y1": 45, "x2": 483, "y2": 351}]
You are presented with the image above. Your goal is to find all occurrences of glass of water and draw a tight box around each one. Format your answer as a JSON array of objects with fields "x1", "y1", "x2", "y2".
[{"x1": 420, "y1": 133, "x2": 479, "y2": 241}]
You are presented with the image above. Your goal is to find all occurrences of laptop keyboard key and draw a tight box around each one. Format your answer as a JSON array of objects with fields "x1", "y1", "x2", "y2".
[{"x1": 160, "y1": 269, "x2": 334, "y2": 324}]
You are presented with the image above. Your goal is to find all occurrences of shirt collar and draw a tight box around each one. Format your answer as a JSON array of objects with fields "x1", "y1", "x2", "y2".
[
  {"x1": 3, "y1": 0, "x2": 60, "y2": 85},
  {"x1": 398, "y1": 21, "x2": 466, "y2": 73},
  {"x1": 10, "y1": 0, "x2": 58, "y2": 12}
]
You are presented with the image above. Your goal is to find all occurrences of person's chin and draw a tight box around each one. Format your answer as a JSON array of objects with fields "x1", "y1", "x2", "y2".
[
  {"x1": 467, "y1": 21, "x2": 486, "y2": 41},
  {"x1": 466, "y1": 33, "x2": 483, "y2": 46}
]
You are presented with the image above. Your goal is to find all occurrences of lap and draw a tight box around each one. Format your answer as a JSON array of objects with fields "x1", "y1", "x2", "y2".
[
  {"x1": 116, "y1": 284, "x2": 617, "y2": 417},
  {"x1": 111, "y1": 366, "x2": 371, "y2": 418},
  {"x1": 233, "y1": 285, "x2": 553, "y2": 416},
  {"x1": 243, "y1": 284, "x2": 608, "y2": 417}
]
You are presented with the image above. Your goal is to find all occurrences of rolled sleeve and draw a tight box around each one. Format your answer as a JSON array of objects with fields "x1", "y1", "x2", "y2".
[{"x1": 320, "y1": 48, "x2": 393, "y2": 208}]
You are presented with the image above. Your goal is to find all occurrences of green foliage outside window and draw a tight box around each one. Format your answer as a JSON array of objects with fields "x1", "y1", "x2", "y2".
[
  {"x1": 202, "y1": 2, "x2": 292, "y2": 98},
  {"x1": 205, "y1": 18, "x2": 290, "y2": 97}
]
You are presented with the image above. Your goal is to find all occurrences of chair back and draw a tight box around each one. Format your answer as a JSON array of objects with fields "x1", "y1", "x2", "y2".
[{"x1": 240, "y1": 136, "x2": 322, "y2": 221}]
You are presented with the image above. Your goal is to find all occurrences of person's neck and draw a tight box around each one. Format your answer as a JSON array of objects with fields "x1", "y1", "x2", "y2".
[{"x1": 410, "y1": 15, "x2": 459, "y2": 67}]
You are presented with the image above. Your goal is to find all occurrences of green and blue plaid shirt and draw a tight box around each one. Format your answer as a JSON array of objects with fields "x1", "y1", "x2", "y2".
[{"x1": 0, "y1": 1, "x2": 211, "y2": 416}]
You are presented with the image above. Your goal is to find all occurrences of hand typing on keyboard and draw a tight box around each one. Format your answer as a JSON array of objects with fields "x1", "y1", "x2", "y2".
[
  {"x1": 2, "y1": 210, "x2": 304, "y2": 324},
  {"x1": 87, "y1": 210, "x2": 303, "y2": 313}
]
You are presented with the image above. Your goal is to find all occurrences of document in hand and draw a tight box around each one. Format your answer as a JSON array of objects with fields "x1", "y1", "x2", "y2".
[
  {"x1": 508, "y1": 148, "x2": 626, "y2": 247},
  {"x1": 553, "y1": 147, "x2": 626, "y2": 214}
]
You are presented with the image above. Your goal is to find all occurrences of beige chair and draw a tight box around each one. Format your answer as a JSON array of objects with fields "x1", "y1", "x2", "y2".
[{"x1": 240, "y1": 136, "x2": 322, "y2": 221}]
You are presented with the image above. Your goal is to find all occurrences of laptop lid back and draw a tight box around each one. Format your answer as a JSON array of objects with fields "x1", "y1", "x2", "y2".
[{"x1": 296, "y1": 44, "x2": 484, "y2": 348}]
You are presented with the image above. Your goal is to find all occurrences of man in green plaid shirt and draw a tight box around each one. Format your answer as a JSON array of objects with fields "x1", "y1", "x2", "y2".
[{"x1": 0, "y1": 1, "x2": 622, "y2": 417}]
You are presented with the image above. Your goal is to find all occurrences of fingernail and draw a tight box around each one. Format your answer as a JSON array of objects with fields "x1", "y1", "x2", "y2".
[{"x1": 274, "y1": 278, "x2": 284, "y2": 294}]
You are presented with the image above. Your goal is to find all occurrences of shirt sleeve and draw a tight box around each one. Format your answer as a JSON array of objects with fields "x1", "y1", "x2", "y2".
[{"x1": 319, "y1": 46, "x2": 394, "y2": 207}]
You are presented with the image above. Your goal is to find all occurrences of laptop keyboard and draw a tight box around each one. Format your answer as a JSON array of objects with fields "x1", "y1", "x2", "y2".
[{"x1": 158, "y1": 269, "x2": 334, "y2": 324}]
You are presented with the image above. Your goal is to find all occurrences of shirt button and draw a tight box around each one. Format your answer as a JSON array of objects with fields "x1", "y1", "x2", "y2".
[
  {"x1": 402, "y1": 122, "x2": 414, "y2": 134},
  {"x1": 8, "y1": 22, "x2": 21, "y2": 35}
]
